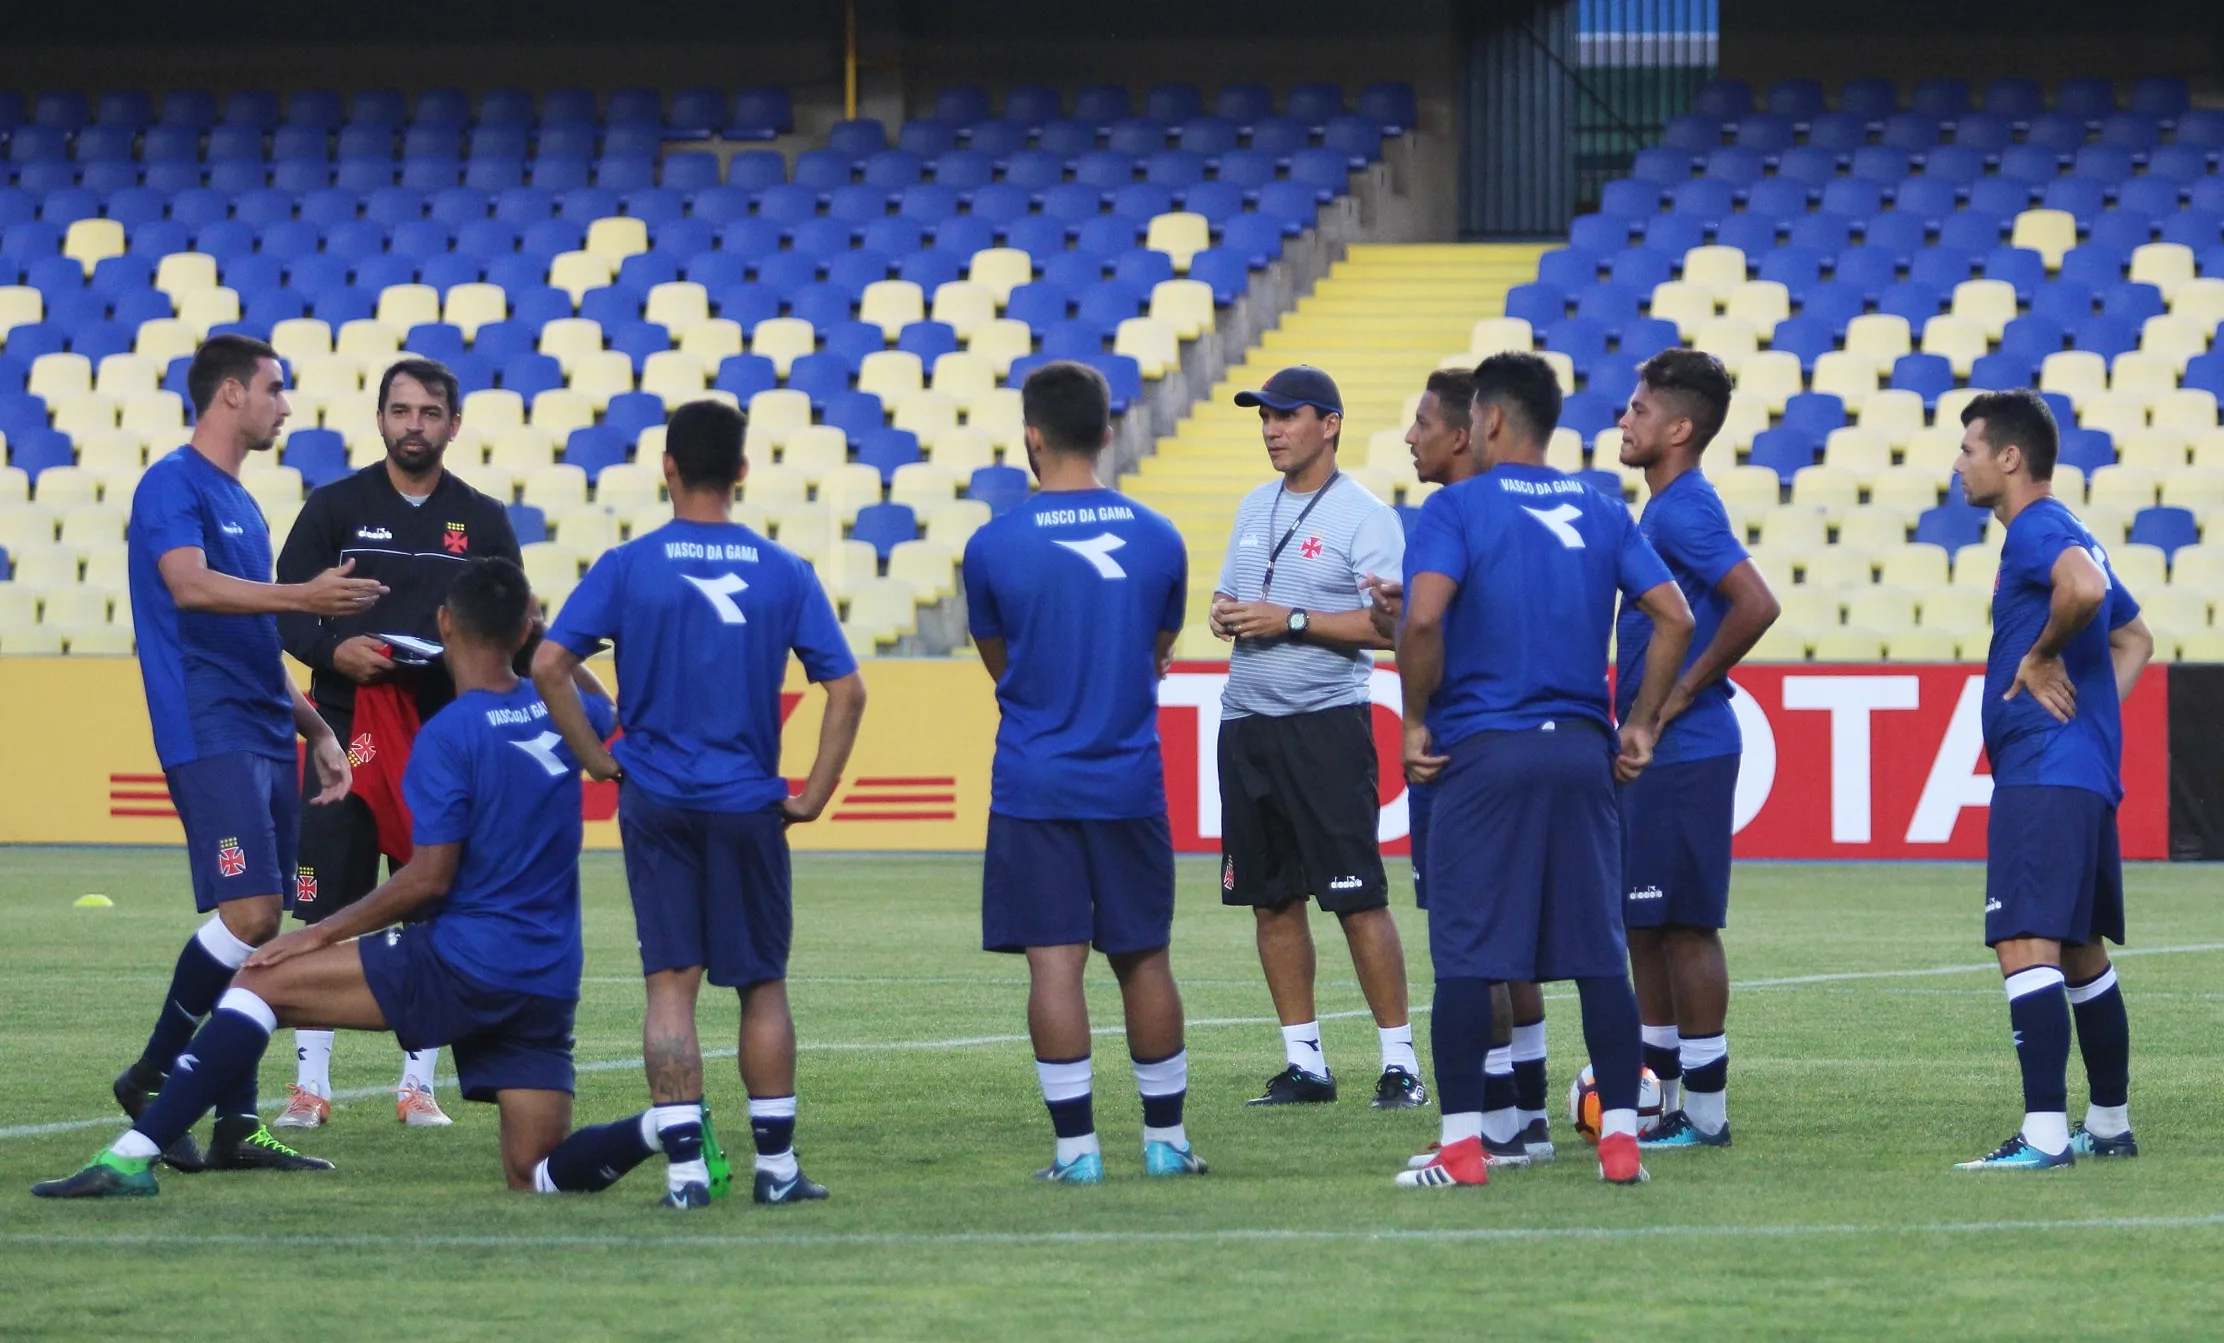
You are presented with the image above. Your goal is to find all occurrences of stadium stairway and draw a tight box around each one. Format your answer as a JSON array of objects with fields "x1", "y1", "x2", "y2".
[{"x1": 1121, "y1": 242, "x2": 1549, "y2": 657}]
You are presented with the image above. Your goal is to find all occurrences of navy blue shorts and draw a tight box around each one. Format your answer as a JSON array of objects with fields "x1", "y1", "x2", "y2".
[
  {"x1": 619, "y1": 784, "x2": 792, "y2": 988},
  {"x1": 1985, "y1": 785, "x2": 2125, "y2": 948},
  {"x1": 982, "y1": 813, "x2": 1175, "y2": 955},
  {"x1": 1408, "y1": 781, "x2": 1435, "y2": 911},
  {"x1": 1425, "y1": 723, "x2": 1626, "y2": 983},
  {"x1": 1620, "y1": 754, "x2": 1739, "y2": 931},
  {"x1": 166, "y1": 751, "x2": 300, "y2": 914},
  {"x1": 360, "y1": 925, "x2": 577, "y2": 1102}
]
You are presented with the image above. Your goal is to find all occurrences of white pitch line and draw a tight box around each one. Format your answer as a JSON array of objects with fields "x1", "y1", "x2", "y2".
[{"x1": 6, "y1": 1212, "x2": 2224, "y2": 1251}]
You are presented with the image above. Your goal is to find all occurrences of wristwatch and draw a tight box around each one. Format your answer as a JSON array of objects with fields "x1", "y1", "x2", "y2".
[{"x1": 1286, "y1": 609, "x2": 1310, "y2": 638}]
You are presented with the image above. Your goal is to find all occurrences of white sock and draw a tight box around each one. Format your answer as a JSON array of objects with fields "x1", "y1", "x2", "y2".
[
  {"x1": 750, "y1": 1094, "x2": 801, "y2": 1178},
  {"x1": 1511, "y1": 1021, "x2": 1548, "y2": 1126},
  {"x1": 295, "y1": 1029, "x2": 334, "y2": 1098},
  {"x1": 2084, "y1": 1103, "x2": 2131, "y2": 1139},
  {"x1": 636, "y1": 1110, "x2": 664, "y2": 1151},
  {"x1": 1482, "y1": 1106, "x2": 1520, "y2": 1144},
  {"x1": 111, "y1": 1130, "x2": 162, "y2": 1160},
  {"x1": 1439, "y1": 1110, "x2": 1483, "y2": 1147},
  {"x1": 1681, "y1": 1032, "x2": 1729, "y2": 1134},
  {"x1": 1038, "y1": 1056, "x2": 1097, "y2": 1165},
  {"x1": 1378, "y1": 1024, "x2": 1418, "y2": 1075},
  {"x1": 399, "y1": 1047, "x2": 439, "y2": 1093},
  {"x1": 195, "y1": 916, "x2": 257, "y2": 969},
  {"x1": 531, "y1": 1158, "x2": 559, "y2": 1193},
  {"x1": 1600, "y1": 1107, "x2": 1639, "y2": 1140},
  {"x1": 1281, "y1": 1022, "x2": 1327, "y2": 1077},
  {"x1": 1055, "y1": 1132, "x2": 1102, "y2": 1165},
  {"x1": 2023, "y1": 1110, "x2": 2071, "y2": 1155},
  {"x1": 1483, "y1": 1044, "x2": 1518, "y2": 1142},
  {"x1": 1133, "y1": 1050, "x2": 1188, "y2": 1149},
  {"x1": 651, "y1": 1102, "x2": 707, "y2": 1191}
]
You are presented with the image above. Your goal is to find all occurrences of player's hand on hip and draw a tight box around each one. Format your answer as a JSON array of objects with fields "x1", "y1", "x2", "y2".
[
  {"x1": 780, "y1": 795, "x2": 826, "y2": 826},
  {"x1": 1403, "y1": 721, "x2": 1449, "y2": 785},
  {"x1": 308, "y1": 734, "x2": 353, "y2": 805},
  {"x1": 581, "y1": 747, "x2": 624, "y2": 783},
  {"x1": 244, "y1": 926, "x2": 324, "y2": 970},
  {"x1": 1614, "y1": 723, "x2": 1657, "y2": 784},
  {"x1": 332, "y1": 634, "x2": 396, "y2": 684},
  {"x1": 2005, "y1": 650, "x2": 2077, "y2": 723},
  {"x1": 300, "y1": 558, "x2": 389, "y2": 618}
]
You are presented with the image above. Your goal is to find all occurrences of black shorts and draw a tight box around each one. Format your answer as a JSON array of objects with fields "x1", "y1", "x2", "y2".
[
  {"x1": 291, "y1": 704, "x2": 394, "y2": 925},
  {"x1": 1218, "y1": 704, "x2": 1387, "y2": 913}
]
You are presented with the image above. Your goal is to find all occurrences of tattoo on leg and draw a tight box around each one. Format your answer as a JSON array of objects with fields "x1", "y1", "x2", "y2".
[{"x1": 644, "y1": 1031, "x2": 702, "y2": 1104}]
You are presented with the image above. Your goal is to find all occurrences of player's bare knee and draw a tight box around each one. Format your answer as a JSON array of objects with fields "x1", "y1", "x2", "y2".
[{"x1": 218, "y1": 898, "x2": 282, "y2": 946}]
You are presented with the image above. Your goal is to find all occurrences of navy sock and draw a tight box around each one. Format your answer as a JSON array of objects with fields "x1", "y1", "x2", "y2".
[
  {"x1": 217, "y1": 1074, "x2": 261, "y2": 1125},
  {"x1": 544, "y1": 1114, "x2": 657, "y2": 1192},
  {"x1": 2006, "y1": 967, "x2": 2071, "y2": 1116},
  {"x1": 1482, "y1": 1064, "x2": 1516, "y2": 1113},
  {"x1": 1575, "y1": 976, "x2": 1643, "y2": 1114},
  {"x1": 138, "y1": 933, "x2": 239, "y2": 1075},
  {"x1": 2068, "y1": 969, "x2": 2130, "y2": 1109},
  {"x1": 135, "y1": 995, "x2": 275, "y2": 1151},
  {"x1": 1046, "y1": 1093, "x2": 1094, "y2": 1139},
  {"x1": 1642, "y1": 1043, "x2": 1682, "y2": 1087},
  {"x1": 1430, "y1": 976, "x2": 1493, "y2": 1117},
  {"x1": 750, "y1": 1107, "x2": 796, "y2": 1158},
  {"x1": 662, "y1": 1115, "x2": 705, "y2": 1166},
  {"x1": 1511, "y1": 1017, "x2": 1548, "y2": 1114}
]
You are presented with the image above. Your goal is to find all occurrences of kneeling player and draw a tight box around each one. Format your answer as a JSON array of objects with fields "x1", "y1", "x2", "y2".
[
  {"x1": 35, "y1": 560, "x2": 669, "y2": 1201},
  {"x1": 964, "y1": 361, "x2": 1204, "y2": 1183}
]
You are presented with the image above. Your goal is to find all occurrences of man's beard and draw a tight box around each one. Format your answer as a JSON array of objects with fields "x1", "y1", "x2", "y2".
[{"x1": 388, "y1": 437, "x2": 443, "y2": 475}]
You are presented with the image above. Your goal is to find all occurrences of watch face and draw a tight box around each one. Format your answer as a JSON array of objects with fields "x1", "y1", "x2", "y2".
[{"x1": 1288, "y1": 610, "x2": 1308, "y2": 633}]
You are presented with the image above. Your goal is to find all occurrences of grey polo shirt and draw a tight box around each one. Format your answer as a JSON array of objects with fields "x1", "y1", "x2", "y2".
[{"x1": 1214, "y1": 473, "x2": 1405, "y2": 720}]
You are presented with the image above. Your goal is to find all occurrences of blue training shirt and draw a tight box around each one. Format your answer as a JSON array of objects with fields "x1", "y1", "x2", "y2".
[
  {"x1": 404, "y1": 680, "x2": 617, "y2": 999},
  {"x1": 547, "y1": 518, "x2": 857, "y2": 813},
  {"x1": 128, "y1": 446, "x2": 295, "y2": 768},
  {"x1": 1982, "y1": 495, "x2": 2141, "y2": 804},
  {"x1": 963, "y1": 487, "x2": 1187, "y2": 820},
  {"x1": 1405, "y1": 463, "x2": 1673, "y2": 748},
  {"x1": 1615, "y1": 468, "x2": 1750, "y2": 766}
]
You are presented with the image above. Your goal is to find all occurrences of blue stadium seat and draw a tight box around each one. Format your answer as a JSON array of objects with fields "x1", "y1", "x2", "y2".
[
  {"x1": 898, "y1": 122, "x2": 962, "y2": 159},
  {"x1": 1879, "y1": 281, "x2": 1944, "y2": 325},
  {"x1": 1218, "y1": 214, "x2": 1285, "y2": 269},
  {"x1": 1691, "y1": 81, "x2": 1752, "y2": 122},
  {"x1": 850, "y1": 503, "x2": 917, "y2": 561},
  {"x1": 1043, "y1": 252, "x2": 1106, "y2": 291},
  {"x1": 1981, "y1": 245, "x2": 2047, "y2": 301},
  {"x1": 1287, "y1": 82, "x2": 1346, "y2": 127},
  {"x1": 563, "y1": 425, "x2": 629, "y2": 480},
  {"x1": 1629, "y1": 148, "x2": 1694, "y2": 186},
  {"x1": 2054, "y1": 427, "x2": 2115, "y2": 475},
  {"x1": 1748, "y1": 428, "x2": 1820, "y2": 485},
  {"x1": 1914, "y1": 505, "x2": 1987, "y2": 553},
  {"x1": 1863, "y1": 211, "x2": 1929, "y2": 265},
  {"x1": 1768, "y1": 316, "x2": 1836, "y2": 370},
  {"x1": 1910, "y1": 79, "x2": 1971, "y2": 122},
  {"x1": 283, "y1": 429, "x2": 351, "y2": 487},
  {"x1": 1215, "y1": 84, "x2": 1272, "y2": 126},
  {"x1": 1543, "y1": 317, "x2": 1608, "y2": 367},
  {"x1": 1187, "y1": 247, "x2": 1250, "y2": 304},
  {"x1": 1107, "y1": 119, "x2": 1170, "y2": 158},
  {"x1": 968, "y1": 464, "x2": 1031, "y2": 515},
  {"x1": 1840, "y1": 78, "x2": 1898, "y2": 120},
  {"x1": 1890, "y1": 353, "x2": 1955, "y2": 406},
  {"x1": 2129, "y1": 507, "x2": 2199, "y2": 560},
  {"x1": 1357, "y1": 82, "x2": 1416, "y2": 136},
  {"x1": 1663, "y1": 115, "x2": 1716, "y2": 151},
  {"x1": 1909, "y1": 247, "x2": 1976, "y2": 291},
  {"x1": 2030, "y1": 282, "x2": 2095, "y2": 328}
]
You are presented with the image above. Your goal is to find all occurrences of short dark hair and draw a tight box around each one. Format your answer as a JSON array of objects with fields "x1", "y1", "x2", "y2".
[
  {"x1": 446, "y1": 556, "x2": 534, "y2": 645},
  {"x1": 376, "y1": 357, "x2": 462, "y2": 417},
  {"x1": 1468, "y1": 352, "x2": 1563, "y2": 444},
  {"x1": 186, "y1": 334, "x2": 280, "y2": 414},
  {"x1": 1423, "y1": 370, "x2": 1474, "y2": 429},
  {"x1": 1961, "y1": 387, "x2": 2059, "y2": 481},
  {"x1": 1637, "y1": 348, "x2": 1733, "y2": 453},
  {"x1": 1021, "y1": 359, "x2": 1111, "y2": 455},
  {"x1": 663, "y1": 399, "x2": 747, "y2": 489}
]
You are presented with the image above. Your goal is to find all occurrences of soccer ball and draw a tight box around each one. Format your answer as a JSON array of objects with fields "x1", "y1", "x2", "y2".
[{"x1": 1567, "y1": 1064, "x2": 1665, "y2": 1144}]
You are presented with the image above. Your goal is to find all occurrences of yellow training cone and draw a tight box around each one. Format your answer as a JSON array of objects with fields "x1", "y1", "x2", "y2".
[{"x1": 74, "y1": 894, "x2": 114, "y2": 909}]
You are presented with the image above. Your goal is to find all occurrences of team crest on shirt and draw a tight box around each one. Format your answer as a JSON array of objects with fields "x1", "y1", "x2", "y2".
[
  {"x1": 443, "y1": 522, "x2": 469, "y2": 555},
  {"x1": 348, "y1": 732, "x2": 377, "y2": 768},
  {"x1": 296, "y1": 868, "x2": 318, "y2": 904},
  {"x1": 216, "y1": 838, "x2": 246, "y2": 878},
  {"x1": 1300, "y1": 535, "x2": 1323, "y2": 560}
]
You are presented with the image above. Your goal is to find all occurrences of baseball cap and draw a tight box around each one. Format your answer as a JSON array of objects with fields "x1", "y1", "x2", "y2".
[{"x1": 1233, "y1": 365, "x2": 1343, "y2": 417}]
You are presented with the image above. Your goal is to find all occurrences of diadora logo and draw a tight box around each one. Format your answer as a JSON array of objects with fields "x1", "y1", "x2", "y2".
[
  {"x1": 385, "y1": 928, "x2": 402, "y2": 947},
  {"x1": 219, "y1": 522, "x2": 246, "y2": 536},
  {"x1": 1327, "y1": 876, "x2": 1363, "y2": 891},
  {"x1": 215, "y1": 837, "x2": 246, "y2": 877},
  {"x1": 1628, "y1": 886, "x2": 1664, "y2": 901},
  {"x1": 1984, "y1": 898, "x2": 2002, "y2": 912},
  {"x1": 356, "y1": 526, "x2": 393, "y2": 541}
]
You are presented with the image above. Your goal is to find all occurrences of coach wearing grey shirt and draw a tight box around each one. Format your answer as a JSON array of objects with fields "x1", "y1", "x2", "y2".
[{"x1": 1210, "y1": 366, "x2": 1422, "y2": 1111}]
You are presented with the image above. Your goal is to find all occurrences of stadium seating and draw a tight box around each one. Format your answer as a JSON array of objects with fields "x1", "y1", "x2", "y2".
[{"x1": 0, "y1": 81, "x2": 1411, "y2": 656}]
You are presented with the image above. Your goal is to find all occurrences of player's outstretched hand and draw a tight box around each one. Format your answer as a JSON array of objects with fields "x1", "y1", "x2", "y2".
[
  {"x1": 1403, "y1": 721, "x2": 1449, "y2": 785},
  {"x1": 780, "y1": 795, "x2": 826, "y2": 826},
  {"x1": 1360, "y1": 573, "x2": 1402, "y2": 643},
  {"x1": 332, "y1": 634, "x2": 396, "y2": 684},
  {"x1": 308, "y1": 732, "x2": 353, "y2": 805},
  {"x1": 2005, "y1": 650, "x2": 2076, "y2": 723},
  {"x1": 299, "y1": 559, "x2": 389, "y2": 618},
  {"x1": 1614, "y1": 722, "x2": 1657, "y2": 784},
  {"x1": 244, "y1": 926, "x2": 325, "y2": 970}
]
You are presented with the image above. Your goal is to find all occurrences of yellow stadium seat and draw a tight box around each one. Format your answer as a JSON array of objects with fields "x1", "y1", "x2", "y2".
[
  {"x1": 1799, "y1": 546, "x2": 1875, "y2": 589},
  {"x1": 1822, "y1": 428, "x2": 1892, "y2": 484},
  {"x1": 636, "y1": 425, "x2": 667, "y2": 461},
  {"x1": 2129, "y1": 243, "x2": 2196, "y2": 302},
  {"x1": 63, "y1": 218, "x2": 126, "y2": 274},
  {"x1": 2173, "y1": 277, "x2": 2224, "y2": 330},
  {"x1": 1538, "y1": 349, "x2": 1576, "y2": 395},
  {"x1": 528, "y1": 389, "x2": 595, "y2": 438},
  {"x1": 448, "y1": 463, "x2": 516, "y2": 501},
  {"x1": 547, "y1": 252, "x2": 612, "y2": 306},
  {"x1": 1846, "y1": 587, "x2": 1920, "y2": 634},
  {"x1": 1790, "y1": 465, "x2": 1861, "y2": 521},
  {"x1": 843, "y1": 577, "x2": 923, "y2": 638},
  {"x1": 36, "y1": 469, "x2": 101, "y2": 510},
  {"x1": 1680, "y1": 246, "x2": 1747, "y2": 303},
  {"x1": 635, "y1": 280, "x2": 708, "y2": 336},
  {"x1": 1776, "y1": 584, "x2": 1843, "y2": 629},
  {"x1": 930, "y1": 351, "x2": 998, "y2": 409},
  {"x1": 0, "y1": 627, "x2": 67, "y2": 655},
  {"x1": 1114, "y1": 317, "x2": 1179, "y2": 380},
  {"x1": 1746, "y1": 623, "x2": 1809, "y2": 662},
  {"x1": 1757, "y1": 505, "x2": 1828, "y2": 550},
  {"x1": 928, "y1": 427, "x2": 997, "y2": 477},
  {"x1": 1853, "y1": 389, "x2": 1924, "y2": 450},
  {"x1": 2112, "y1": 542, "x2": 2170, "y2": 593},
  {"x1": 2170, "y1": 544, "x2": 2224, "y2": 591},
  {"x1": 1735, "y1": 351, "x2": 1804, "y2": 414},
  {"x1": 0, "y1": 466, "x2": 25, "y2": 504},
  {"x1": 12, "y1": 543, "x2": 82, "y2": 588},
  {"x1": 745, "y1": 388, "x2": 814, "y2": 448},
  {"x1": 593, "y1": 462, "x2": 663, "y2": 512},
  {"x1": 2116, "y1": 430, "x2": 2187, "y2": 472},
  {"x1": 1542, "y1": 430, "x2": 1584, "y2": 473},
  {"x1": 858, "y1": 280, "x2": 924, "y2": 340},
  {"x1": 77, "y1": 433, "x2": 143, "y2": 477},
  {"x1": 924, "y1": 497, "x2": 993, "y2": 549},
  {"x1": 0, "y1": 504, "x2": 59, "y2": 551},
  {"x1": 2138, "y1": 586, "x2": 2212, "y2": 638},
  {"x1": 91, "y1": 354, "x2": 156, "y2": 402},
  {"x1": 154, "y1": 252, "x2": 218, "y2": 296},
  {"x1": 2111, "y1": 351, "x2": 2177, "y2": 401},
  {"x1": 2011, "y1": 209, "x2": 2078, "y2": 269},
  {"x1": 624, "y1": 502, "x2": 684, "y2": 538},
  {"x1": 1949, "y1": 279, "x2": 2018, "y2": 342},
  {"x1": 1468, "y1": 315, "x2": 1536, "y2": 356},
  {"x1": 640, "y1": 350, "x2": 708, "y2": 403},
  {"x1": 781, "y1": 426, "x2": 850, "y2": 485},
  {"x1": 1919, "y1": 314, "x2": 1987, "y2": 377},
  {"x1": 749, "y1": 318, "x2": 816, "y2": 377},
  {"x1": 887, "y1": 538, "x2": 958, "y2": 599},
  {"x1": 65, "y1": 625, "x2": 135, "y2": 655},
  {"x1": 536, "y1": 318, "x2": 604, "y2": 375},
  {"x1": 2153, "y1": 389, "x2": 2218, "y2": 437},
  {"x1": 821, "y1": 463, "x2": 885, "y2": 524},
  {"x1": 1646, "y1": 282, "x2": 1714, "y2": 339},
  {"x1": 522, "y1": 466, "x2": 590, "y2": 512},
  {"x1": 966, "y1": 386, "x2": 1022, "y2": 456},
  {"x1": 85, "y1": 543, "x2": 133, "y2": 588},
  {"x1": 2088, "y1": 465, "x2": 2162, "y2": 511},
  {"x1": 1724, "y1": 280, "x2": 1790, "y2": 332},
  {"x1": 1692, "y1": 317, "x2": 1758, "y2": 374},
  {"x1": 121, "y1": 392, "x2": 186, "y2": 441},
  {"x1": 442, "y1": 283, "x2": 508, "y2": 340},
  {"x1": 2195, "y1": 432, "x2": 2224, "y2": 471},
  {"x1": 1811, "y1": 627, "x2": 1887, "y2": 661},
  {"x1": 2082, "y1": 395, "x2": 2152, "y2": 442},
  {"x1": 175, "y1": 286, "x2": 241, "y2": 338},
  {"x1": 2163, "y1": 467, "x2": 2224, "y2": 513},
  {"x1": 569, "y1": 351, "x2": 637, "y2": 411},
  {"x1": 244, "y1": 469, "x2": 304, "y2": 514},
  {"x1": 29, "y1": 352, "x2": 92, "y2": 401},
  {"x1": 2140, "y1": 316, "x2": 2207, "y2": 375},
  {"x1": 0, "y1": 285, "x2": 43, "y2": 338},
  {"x1": 857, "y1": 350, "x2": 927, "y2": 403},
  {"x1": 336, "y1": 319, "x2": 403, "y2": 369},
  {"x1": 132, "y1": 316, "x2": 212, "y2": 365},
  {"x1": 889, "y1": 462, "x2": 959, "y2": 512},
  {"x1": 2082, "y1": 506, "x2": 2132, "y2": 545},
  {"x1": 376, "y1": 284, "x2": 441, "y2": 332},
  {"x1": 1870, "y1": 468, "x2": 1944, "y2": 515},
  {"x1": 966, "y1": 320, "x2": 1034, "y2": 377},
  {"x1": 520, "y1": 542, "x2": 582, "y2": 592},
  {"x1": 549, "y1": 506, "x2": 622, "y2": 558},
  {"x1": 1810, "y1": 351, "x2": 1880, "y2": 412},
  {"x1": 892, "y1": 390, "x2": 959, "y2": 448},
  {"x1": 740, "y1": 463, "x2": 807, "y2": 508},
  {"x1": 2179, "y1": 629, "x2": 2224, "y2": 661},
  {"x1": 1845, "y1": 314, "x2": 1913, "y2": 366},
  {"x1": 1919, "y1": 586, "x2": 1990, "y2": 631},
  {"x1": 1877, "y1": 543, "x2": 1950, "y2": 589},
  {"x1": 931, "y1": 281, "x2": 997, "y2": 338},
  {"x1": 1145, "y1": 213, "x2": 1212, "y2": 272},
  {"x1": 768, "y1": 502, "x2": 837, "y2": 559},
  {"x1": 1718, "y1": 391, "x2": 1770, "y2": 453},
  {"x1": 1836, "y1": 508, "x2": 1910, "y2": 554},
  {"x1": 2053, "y1": 463, "x2": 2088, "y2": 504},
  {"x1": 1714, "y1": 465, "x2": 1781, "y2": 528},
  {"x1": 584, "y1": 216, "x2": 649, "y2": 263},
  {"x1": 1148, "y1": 279, "x2": 1214, "y2": 341},
  {"x1": 679, "y1": 319, "x2": 745, "y2": 365},
  {"x1": 2038, "y1": 350, "x2": 2108, "y2": 408},
  {"x1": 1884, "y1": 627, "x2": 1961, "y2": 661},
  {"x1": 967, "y1": 249, "x2": 1034, "y2": 306},
  {"x1": 462, "y1": 389, "x2": 526, "y2": 437}
]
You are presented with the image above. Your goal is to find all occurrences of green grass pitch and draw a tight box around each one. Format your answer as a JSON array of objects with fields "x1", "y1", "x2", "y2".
[{"x1": 3, "y1": 847, "x2": 2222, "y2": 1340}]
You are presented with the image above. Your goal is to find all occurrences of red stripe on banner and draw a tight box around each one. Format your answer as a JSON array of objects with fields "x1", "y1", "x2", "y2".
[
  {"x1": 109, "y1": 808, "x2": 179, "y2": 819},
  {"x1": 840, "y1": 793, "x2": 956, "y2": 804},
  {"x1": 853, "y1": 777, "x2": 956, "y2": 786},
  {"x1": 108, "y1": 791, "x2": 172, "y2": 802},
  {"x1": 109, "y1": 774, "x2": 166, "y2": 784},
  {"x1": 831, "y1": 811, "x2": 958, "y2": 822}
]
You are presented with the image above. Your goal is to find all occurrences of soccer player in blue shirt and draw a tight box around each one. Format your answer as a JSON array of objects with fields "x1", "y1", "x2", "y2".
[
  {"x1": 962, "y1": 361, "x2": 1204, "y2": 1183},
  {"x1": 1949, "y1": 389, "x2": 2153, "y2": 1172},
  {"x1": 535, "y1": 399, "x2": 866, "y2": 1209},
  {"x1": 34, "y1": 557, "x2": 688, "y2": 1201},
  {"x1": 110, "y1": 335, "x2": 390, "y2": 1175},
  {"x1": 1613, "y1": 350, "x2": 1780, "y2": 1151},
  {"x1": 1395, "y1": 353, "x2": 1693, "y2": 1189}
]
